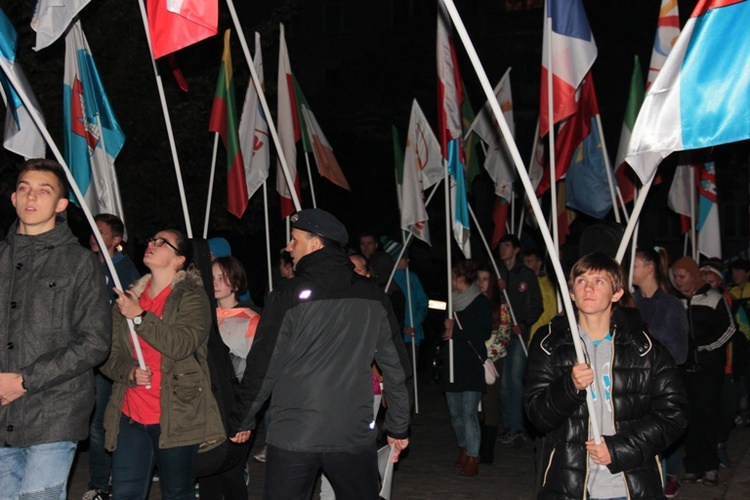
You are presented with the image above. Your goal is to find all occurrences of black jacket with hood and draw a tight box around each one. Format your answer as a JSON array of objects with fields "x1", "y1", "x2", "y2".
[
  {"x1": 525, "y1": 308, "x2": 688, "y2": 499},
  {"x1": 234, "y1": 246, "x2": 411, "y2": 451}
]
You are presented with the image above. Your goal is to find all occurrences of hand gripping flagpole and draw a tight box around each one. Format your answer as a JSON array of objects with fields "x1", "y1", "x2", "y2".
[
  {"x1": 0, "y1": 57, "x2": 148, "y2": 378},
  {"x1": 136, "y1": 0, "x2": 194, "y2": 238},
  {"x1": 440, "y1": 0, "x2": 601, "y2": 443},
  {"x1": 225, "y1": 0, "x2": 301, "y2": 212}
]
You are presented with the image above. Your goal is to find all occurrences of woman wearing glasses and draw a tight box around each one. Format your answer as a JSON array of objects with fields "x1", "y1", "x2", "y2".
[{"x1": 102, "y1": 230, "x2": 224, "y2": 499}]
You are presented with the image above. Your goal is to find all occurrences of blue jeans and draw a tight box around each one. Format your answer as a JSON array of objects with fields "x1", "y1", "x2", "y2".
[
  {"x1": 112, "y1": 414, "x2": 198, "y2": 500},
  {"x1": 445, "y1": 391, "x2": 482, "y2": 457},
  {"x1": 0, "y1": 441, "x2": 77, "y2": 499},
  {"x1": 264, "y1": 444, "x2": 379, "y2": 500},
  {"x1": 500, "y1": 335, "x2": 527, "y2": 433},
  {"x1": 89, "y1": 372, "x2": 113, "y2": 490}
]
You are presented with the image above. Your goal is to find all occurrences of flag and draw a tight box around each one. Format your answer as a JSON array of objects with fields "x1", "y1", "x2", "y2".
[
  {"x1": 647, "y1": 0, "x2": 681, "y2": 89},
  {"x1": 565, "y1": 107, "x2": 613, "y2": 219},
  {"x1": 238, "y1": 32, "x2": 270, "y2": 200},
  {"x1": 437, "y1": 5, "x2": 470, "y2": 257},
  {"x1": 209, "y1": 29, "x2": 247, "y2": 219},
  {"x1": 540, "y1": 0, "x2": 597, "y2": 137},
  {"x1": 449, "y1": 141, "x2": 471, "y2": 258},
  {"x1": 535, "y1": 74, "x2": 598, "y2": 196},
  {"x1": 491, "y1": 198, "x2": 509, "y2": 249},
  {"x1": 63, "y1": 21, "x2": 126, "y2": 222},
  {"x1": 667, "y1": 164, "x2": 693, "y2": 234},
  {"x1": 295, "y1": 78, "x2": 350, "y2": 191},
  {"x1": 461, "y1": 87, "x2": 481, "y2": 192},
  {"x1": 400, "y1": 100, "x2": 443, "y2": 245},
  {"x1": 697, "y1": 161, "x2": 721, "y2": 259},
  {"x1": 471, "y1": 69, "x2": 515, "y2": 201},
  {"x1": 276, "y1": 23, "x2": 301, "y2": 218},
  {"x1": 146, "y1": 0, "x2": 218, "y2": 60},
  {"x1": 31, "y1": 0, "x2": 90, "y2": 51},
  {"x1": 525, "y1": 121, "x2": 545, "y2": 229},
  {"x1": 613, "y1": 56, "x2": 645, "y2": 205},
  {"x1": 0, "y1": 9, "x2": 46, "y2": 159},
  {"x1": 626, "y1": 0, "x2": 750, "y2": 184}
]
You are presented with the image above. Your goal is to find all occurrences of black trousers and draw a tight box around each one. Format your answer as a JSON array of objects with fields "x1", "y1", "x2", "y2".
[
  {"x1": 263, "y1": 443, "x2": 379, "y2": 500},
  {"x1": 683, "y1": 365, "x2": 724, "y2": 474}
]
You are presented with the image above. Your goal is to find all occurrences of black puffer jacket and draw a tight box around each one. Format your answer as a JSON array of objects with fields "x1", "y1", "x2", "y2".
[{"x1": 525, "y1": 308, "x2": 688, "y2": 499}]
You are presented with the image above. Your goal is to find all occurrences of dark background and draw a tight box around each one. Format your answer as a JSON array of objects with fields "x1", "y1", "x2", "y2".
[{"x1": 1, "y1": 0, "x2": 748, "y2": 306}]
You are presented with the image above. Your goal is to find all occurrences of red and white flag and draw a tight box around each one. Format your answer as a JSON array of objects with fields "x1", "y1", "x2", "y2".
[
  {"x1": 276, "y1": 23, "x2": 301, "y2": 219},
  {"x1": 146, "y1": 0, "x2": 218, "y2": 60}
]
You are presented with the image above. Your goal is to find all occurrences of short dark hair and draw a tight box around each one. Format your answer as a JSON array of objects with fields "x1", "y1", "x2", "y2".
[
  {"x1": 161, "y1": 229, "x2": 191, "y2": 268},
  {"x1": 213, "y1": 256, "x2": 248, "y2": 298},
  {"x1": 358, "y1": 231, "x2": 378, "y2": 246},
  {"x1": 94, "y1": 213, "x2": 125, "y2": 239},
  {"x1": 730, "y1": 259, "x2": 750, "y2": 272},
  {"x1": 304, "y1": 230, "x2": 340, "y2": 250},
  {"x1": 523, "y1": 248, "x2": 544, "y2": 261},
  {"x1": 499, "y1": 234, "x2": 521, "y2": 249},
  {"x1": 17, "y1": 159, "x2": 69, "y2": 199},
  {"x1": 452, "y1": 259, "x2": 479, "y2": 284}
]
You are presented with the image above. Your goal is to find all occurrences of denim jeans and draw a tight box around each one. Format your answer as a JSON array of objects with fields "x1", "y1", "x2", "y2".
[
  {"x1": 500, "y1": 335, "x2": 527, "y2": 433},
  {"x1": 0, "y1": 441, "x2": 77, "y2": 499},
  {"x1": 89, "y1": 372, "x2": 113, "y2": 490},
  {"x1": 264, "y1": 443, "x2": 379, "y2": 500},
  {"x1": 445, "y1": 391, "x2": 482, "y2": 457},
  {"x1": 112, "y1": 414, "x2": 197, "y2": 500}
]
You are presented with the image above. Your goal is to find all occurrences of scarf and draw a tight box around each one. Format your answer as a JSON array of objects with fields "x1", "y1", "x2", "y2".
[{"x1": 452, "y1": 283, "x2": 482, "y2": 313}]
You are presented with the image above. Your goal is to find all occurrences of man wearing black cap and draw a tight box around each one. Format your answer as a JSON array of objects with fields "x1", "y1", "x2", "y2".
[{"x1": 229, "y1": 209, "x2": 411, "y2": 499}]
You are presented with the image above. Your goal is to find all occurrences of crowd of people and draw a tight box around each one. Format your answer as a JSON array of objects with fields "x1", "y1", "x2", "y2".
[{"x1": 1, "y1": 158, "x2": 749, "y2": 500}]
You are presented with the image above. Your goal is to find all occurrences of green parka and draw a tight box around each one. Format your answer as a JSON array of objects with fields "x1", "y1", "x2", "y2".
[{"x1": 102, "y1": 268, "x2": 225, "y2": 452}]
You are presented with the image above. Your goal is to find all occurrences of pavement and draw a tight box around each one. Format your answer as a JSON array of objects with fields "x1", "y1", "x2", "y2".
[{"x1": 68, "y1": 378, "x2": 750, "y2": 499}]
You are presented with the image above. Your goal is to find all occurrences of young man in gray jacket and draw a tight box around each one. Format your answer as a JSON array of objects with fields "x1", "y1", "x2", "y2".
[{"x1": 0, "y1": 159, "x2": 111, "y2": 498}]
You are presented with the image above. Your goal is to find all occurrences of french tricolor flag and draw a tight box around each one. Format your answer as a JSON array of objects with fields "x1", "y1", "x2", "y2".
[
  {"x1": 539, "y1": 0, "x2": 597, "y2": 138},
  {"x1": 627, "y1": 0, "x2": 750, "y2": 184}
]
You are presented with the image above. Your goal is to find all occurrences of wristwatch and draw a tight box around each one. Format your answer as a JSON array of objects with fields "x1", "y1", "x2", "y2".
[{"x1": 133, "y1": 310, "x2": 147, "y2": 325}]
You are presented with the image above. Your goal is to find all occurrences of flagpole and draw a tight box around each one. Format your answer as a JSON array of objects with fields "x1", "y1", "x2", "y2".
[
  {"x1": 0, "y1": 57, "x2": 148, "y2": 376},
  {"x1": 136, "y1": 0, "x2": 193, "y2": 237},
  {"x1": 263, "y1": 182, "x2": 274, "y2": 292},
  {"x1": 595, "y1": 114, "x2": 621, "y2": 224},
  {"x1": 203, "y1": 134, "x2": 220, "y2": 239},
  {"x1": 466, "y1": 204, "x2": 528, "y2": 356},
  {"x1": 546, "y1": 17, "x2": 559, "y2": 255},
  {"x1": 690, "y1": 165, "x2": 697, "y2": 261},
  {"x1": 225, "y1": 0, "x2": 301, "y2": 212},
  {"x1": 304, "y1": 152, "x2": 318, "y2": 208},
  {"x1": 510, "y1": 185, "x2": 515, "y2": 234},
  {"x1": 444, "y1": 157, "x2": 454, "y2": 384},
  {"x1": 616, "y1": 185, "x2": 630, "y2": 223},
  {"x1": 91, "y1": 113, "x2": 128, "y2": 240},
  {"x1": 616, "y1": 176, "x2": 655, "y2": 262},
  {"x1": 404, "y1": 257, "x2": 420, "y2": 414},
  {"x1": 440, "y1": 0, "x2": 601, "y2": 442}
]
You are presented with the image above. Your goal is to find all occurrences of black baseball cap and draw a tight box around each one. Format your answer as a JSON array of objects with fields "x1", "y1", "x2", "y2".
[{"x1": 291, "y1": 209, "x2": 349, "y2": 247}]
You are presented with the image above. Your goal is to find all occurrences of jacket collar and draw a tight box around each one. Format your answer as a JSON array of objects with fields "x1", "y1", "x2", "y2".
[
  {"x1": 7, "y1": 212, "x2": 78, "y2": 250},
  {"x1": 129, "y1": 266, "x2": 204, "y2": 296}
]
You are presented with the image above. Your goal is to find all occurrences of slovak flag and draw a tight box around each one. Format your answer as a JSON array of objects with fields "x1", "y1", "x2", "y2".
[
  {"x1": 64, "y1": 21, "x2": 126, "y2": 224},
  {"x1": 626, "y1": 0, "x2": 750, "y2": 184},
  {"x1": 539, "y1": 0, "x2": 597, "y2": 138}
]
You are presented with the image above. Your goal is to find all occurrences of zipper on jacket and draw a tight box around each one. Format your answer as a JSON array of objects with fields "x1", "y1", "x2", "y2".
[
  {"x1": 542, "y1": 448, "x2": 555, "y2": 487},
  {"x1": 609, "y1": 327, "x2": 632, "y2": 500}
]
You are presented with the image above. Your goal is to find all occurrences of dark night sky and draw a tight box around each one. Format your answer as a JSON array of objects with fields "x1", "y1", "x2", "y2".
[{"x1": 2, "y1": 0, "x2": 746, "y2": 302}]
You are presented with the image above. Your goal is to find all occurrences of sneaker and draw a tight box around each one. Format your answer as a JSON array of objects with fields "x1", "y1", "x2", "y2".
[
  {"x1": 81, "y1": 489, "x2": 108, "y2": 500},
  {"x1": 511, "y1": 431, "x2": 528, "y2": 447},
  {"x1": 498, "y1": 430, "x2": 514, "y2": 445},
  {"x1": 703, "y1": 470, "x2": 719, "y2": 486},
  {"x1": 682, "y1": 472, "x2": 701, "y2": 484},
  {"x1": 253, "y1": 445, "x2": 267, "y2": 463},
  {"x1": 664, "y1": 476, "x2": 680, "y2": 498},
  {"x1": 718, "y1": 443, "x2": 732, "y2": 468}
]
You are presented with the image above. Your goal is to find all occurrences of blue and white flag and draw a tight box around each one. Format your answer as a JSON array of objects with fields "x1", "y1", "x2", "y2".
[
  {"x1": 64, "y1": 20, "x2": 126, "y2": 224},
  {"x1": 0, "y1": 9, "x2": 46, "y2": 159},
  {"x1": 448, "y1": 140, "x2": 471, "y2": 258},
  {"x1": 32, "y1": 0, "x2": 91, "y2": 51},
  {"x1": 626, "y1": 0, "x2": 750, "y2": 183}
]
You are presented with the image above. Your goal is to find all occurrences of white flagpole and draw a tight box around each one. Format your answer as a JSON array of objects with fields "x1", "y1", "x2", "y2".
[
  {"x1": 0, "y1": 57, "x2": 148, "y2": 375},
  {"x1": 202, "y1": 134, "x2": 220, "y2": 239},
  {"x1": 263, "y1": 182, "x2": 274, "y2": 292},
  {"x1": 616, "y1": 177, "x2": 655, "y2": 262},
  {"x1": 689, "y1": 165, "x2": 697, "y2": 261},
  {"x1": 444, "y1": 157, "x2": 454, "y2": 384},
  {"x1": 225, "y1": 0, "x2": 301, "y2": 212},
  {"x1": 440, "y1": 0, "x2": 601, "y2": 442},
  {"x1": 404, "y1": 259, "x2": 420, "y2": 414},
  {"x1": 136, "y1": 0, "x2": 193, "y2": 237},
  {"x1": 595, "y1": 114, "x2": 621, "y2": 223},
  {"x1": 304, "y1": 152, "x2": 318, "y2": 208}
]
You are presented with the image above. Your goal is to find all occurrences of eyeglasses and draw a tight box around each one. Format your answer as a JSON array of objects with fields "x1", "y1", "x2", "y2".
[{"x1": 147, "y1": 237, "x2": 181, "y2": 255}]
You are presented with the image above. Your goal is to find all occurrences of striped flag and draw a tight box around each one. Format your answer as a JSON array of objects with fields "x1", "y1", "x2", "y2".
[
  {"x1": 626, "y1": 0, "x2": 750, "y2": 183},
  {"x1": 276, "y1": 23, "x2": 301, "y2": 218},
  {"x1": 238, "y1": 32, "x2": 269, "y2": 200},
  {"x1": 613, "y1": 56, "x2": 645, "y2": 205},
  {"x1": 209, "y1": 29, "x2": 247, "y2": 219},
  {"x1": 63, "y1": 21, "x2": 125, "y2": 222},
  {"x1": 0, "y1": 9, "x2": 46, "y2": 159},
  {"x1": 540, "y1": 0, "x2": 597, "y2": 137},
  {"x1": 647, "y1": 0, "x2": 681, "y2": 89}
]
